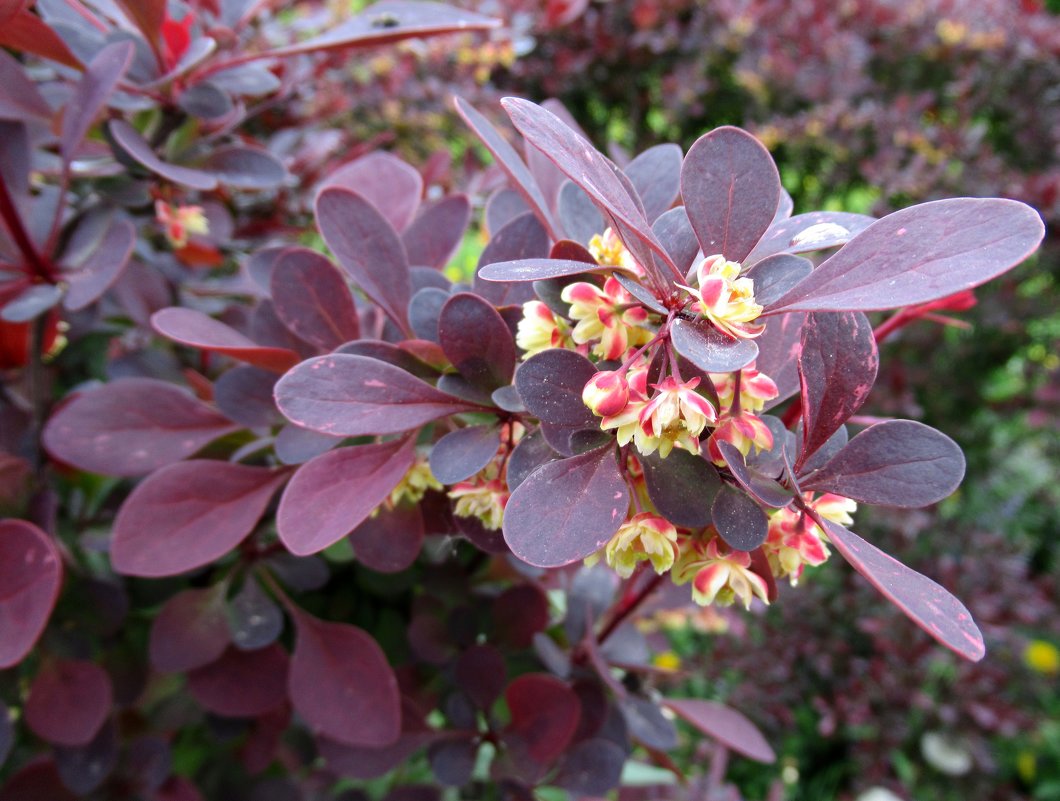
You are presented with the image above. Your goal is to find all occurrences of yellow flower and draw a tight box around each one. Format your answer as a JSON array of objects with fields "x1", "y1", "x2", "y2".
[
  {"x1": 392, "y1": 459, "x2": 443, "y2": 506},
  {"x1": 680, "y1": 254, "x2": 765, "y2": 339},
  {"x1": 603, "y1": 513, "x2": 679, "y2": 578},
  {"x1": 652, "y1": 650, "x2": 681, "y2": 671},
  {"x1": 1024, "y1": 640, "x2": 1060, "y2": 675},
  {"x1": 155, "y1": 201, "x2": 208, "y2": 249},
  {"x1": 515, "y1": 300, "x2": 573, "y2": 357}
]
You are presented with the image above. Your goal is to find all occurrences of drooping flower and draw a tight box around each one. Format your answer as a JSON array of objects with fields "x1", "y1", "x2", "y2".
[
  {"x1": 680, "y1": 254, "x2": 765, "y2": 339},
  {"x1": 449, "y1": 470, "x2": 509, "y2": 531},
  {"x1": 588, "y1": 227, "x2": 643, "y2": 275},
  {"x1": 762, "y1": 493, "x2": 857, "y2": 585},
  {"x1": 709, "y1": 362, "x2": 779, "y2": 414},
  {"x1": 582, "y1": 370, "x2": 630, "y2": 417},
  {"x1": 561, "y1": 276, "x2": 652, "y2": 361},
  {"x1": 706, "y1": 411, "x2": 774, "y2": 465},
  {"x1": 673, "y1": 533, "x2": 770, "y2": 609},
  {"x1": 601, "y1": 512, "x2": 679, "y2": 578},
  {"x1": 156, "y1": 201, "x2": 209, "y2": 249},
  {"x1": 515, "y1": 300, "x2": 573, "y2": 357},
  {"x1": 634, "y1": 376, "x2": 717, "y2": 458},
  {"x1": 391, "y1": 458, "x2": 444, "y2": 507}
]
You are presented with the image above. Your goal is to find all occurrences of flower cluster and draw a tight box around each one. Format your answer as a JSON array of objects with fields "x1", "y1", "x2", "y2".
[
  {"x1": 680, "y1": 254, "x2": 765, "y2": 339},
  {"x1": 155, "y1": 201, "x2": 209, "y2": 249},
  {"x1": 762, "y1": 493, "x2": 857, "y2": 586}
]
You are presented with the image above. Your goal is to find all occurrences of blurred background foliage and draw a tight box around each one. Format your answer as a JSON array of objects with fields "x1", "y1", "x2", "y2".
[{"x1": 333, "y1": 0, "x2": 1059, "y2": 797}]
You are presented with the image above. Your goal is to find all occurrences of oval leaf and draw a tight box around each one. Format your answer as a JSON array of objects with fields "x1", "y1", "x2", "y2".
[
  {"x1": 664, "y1": 699, "x2": 775, "y2": 763},
  {"x1": 670, "y1": 317, "x2": 759, "y2": 373},
  {"x1": 767, "y1": 199, "x2": 1045, "y2": 313},
  {"x1": 438, "y1": 292, "x2": 516, "y2": 389},
  {"x1": 274, "y1": 354, "x2": 481, "y2": 436},
  {"x1": 270, "y1": 248, "x2": 359, "y2": 351},
  {"x1": 504, "y1": 674, "x2": 580, "y2": 766},
  {"x1": 187, "y1": 644, "x2": 288, "y2": 717},
  {"x1": 403, "y1": 195, "x2": 471, "y2": 269},
  {"x1": 625, "y1": 143, "x2": 682, "y2": 223},
  {"x1": 277, "y1": 438, "x2": 415, "y2": 556},
  {"x1": 227, "y1": 577, "x2": 283, "y2": 651},
  {"x1": 349, "y1": 503, "x2": 425, "y2": 573},
  {"x1": 681, "y1": 126, "x2": 781, "y2": 263},
  {"x1": 149, "y1": 585, "x2": 230, "y2": 672},
  {"x1": 711, "y1": 484, "x2": 768, "y2": 551},
  {"x1": 640, "y1": 449, "x2": 720, "y2": 528},
  {"x1": 25, "y1": 661, "x2": 112, "y2": 746},
  {"x1": 503, "y1": 445, "x2": 627, "y2": 568},
  {"x1": 109, "y1": 120, "x2": 217, "y2": 190},
  {"x1": 819, "y1": 518, "x2": 985, "y2": 661},
  {"x1": 111, "y1": 462, "x2": 287, "y2": 577},
  {"x1": 802, "y1": 420, "x2": 965, "y2": 507},
  {"x1": 289, "y1": 612, "x2": 400, "y2": 747},
  {"x1": 62, "y1": 217, "x2": 135, "y2": 311},
  {"x1": 745, "y1": 210, "x2": 875, "y2": 265},
  {"x1": 429, "y1": 425, "x2": 500, "y2": 485},
  {"x1": 203, "y1": 146, "x2": 287, "y2": 190},
  {"x1": 0, "y1": 519, "x2": 62, "y2": 668},
  {"x1": 61, "y1": 41, "x2": 134, "y2": 162},
  {"x1": 152, "y1": 307, "x2": 299, "y2": 373},
  {"x1": 323, "y1": 151, "x2": 422, "y2": 233},
  {"x1": 744, "y1": 254, "x2": 813, "y2": 307},
  {"x1": 514, "y1": 348, "x2": 596, "y2": 428}
]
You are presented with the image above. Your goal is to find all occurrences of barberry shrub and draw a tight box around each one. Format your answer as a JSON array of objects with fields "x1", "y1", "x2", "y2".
[{"x1": 0, "y1": 10, "x2": 1046, "y2": 794}]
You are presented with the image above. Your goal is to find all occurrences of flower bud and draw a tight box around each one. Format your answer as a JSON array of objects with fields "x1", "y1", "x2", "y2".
[{"x1": 582, "y1": 370, "x2": 630, "y2": 417}]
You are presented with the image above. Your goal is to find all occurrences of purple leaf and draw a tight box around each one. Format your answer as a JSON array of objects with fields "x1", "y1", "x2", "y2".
[
  {"x1": 336, "y1": 340, "x2": 439, "y2": 379},
  {"x1": 53, "y1": 719, "x2": 118, "y2": 795},
  {"x1": 681, "y1": 126, "x2": 781, "y2": 263},
  {"x1": 455, "y1": 645, "x2": 506, "y2": 709},
  {"x1": 625, "y1": 143, "x2": 682, "y2": 223},
  {"x1": 1, "y1": 284, "x2": 62, "y2": 322},
  {"x1": 819, "y1": 519, "x2": 985, "y2": 661},
  {"x1": 203, "y1": 146, "x2": 287, "y2": 190},
  {"x1": 620, "y1": 696, "x2": 677, "y2": 750},
  {"x1": 745, "y1": 210, "x2": 875, "y2": 265},
  {"x1": 711, "y1": 483, "x2": 768, "y2": 551},
  {"x1": 289, "y1": 611, "x2": 401, "y2": 747},
  {"x1": 349, "y1": 504, "x2": 425, "y2": 573},
  {"x1": 274, "y1": 354, "x2": 481, "y2": 436},
  {"x1": 514, "y1": 348, "x2": 597, "y2": 428},
  {"x1": 0, "y1": 49, "x2": 52, "y2": 121},
  {"x1": 108, "y1": 120, "x2": 217, "y2": 190},
  {"x1": 718, "y1": 441, "x2": 793, "y2": 509},
  {"x1": 62, "y1": 217, "x2": 135, "y2": 311},
  {"x1": 767, "y1": 199, "x2": 1045, "y2": 313},
  {"x1": 187, "y1": 645, "x2": 289, "y2": 717},
  {"x1": 612, "y1": 272, "x2": 667, "y2": 314},
  {"x1": 557, "y1": 181, "x2": 604, "y2": 245},
  {"x1": 802, "y1": 420, "x2": 965, "y2": 507},
  {"x1": 403, "y1": 195, "x2": 470, "y2": 269},
  {"x1": 664, "y1": 699, "x2": 775, "y2": 763},
  {"x1": 111, "y1": 0, "x2": 165, "y2": 48},
  {"x1": 277, "y1": 438, "x2": 415, "y2": 556},
  {"x1": 25, "y1": 660, "x2": 112, "y2": 746},
  {"x1": 438, "y1": 292, "x2": 516, "y2": 389},
  {"x1": 316, "y1": 186, "x2": 411, "y2": 332},
  {"x1": 61, "y1": 42, "x2": 134, "y2": 163},
  {"x1": 148, "y1": 585, "x2": 230, "y2": 673},
  {"x1": 554, "y1": 738, "x2": 625, "y2": 795},
  {"x1": 754, "y1": 312, "x2": 806, "y2": 411},
  {"x1": 429, "y1": 425, "x2": 500, "y2": 485},
  {"x1": 504, "y1": 674, "x2": 581, "y2": 766},
  {"x1": 506, "y1": 428, "x2": 558, "y2": 491},
  {"x1": 454, "y1": 97, "x2": 558, "y2": 237},
  {"x1": 744, "y1": 253, "x2": 813, "y2": 307},
  {"x1": 503, "y1": 445, "x2": 627, "y2": 568},
  {"x1": 0, "y1": 520, "x2": 61, "y2": 668},
  {"x1": 640, "y1": 449, "x2": 720, "y2": 528},
  {"x1": 486, "y1": 187, "x2": 531, "y2": 234},
  {"x1": 474, "y1": 211, "x2": 550, "y2": 302},
  {"x1": 270, "y1": 248, "x2": 359, "y2": 351},
  {"x1": 274, "y1": 424, "x2": 342, "y2": 465},
  {"x1": 653, "y1": 206, "x2": 699, "y2": 275},
  {"x1": 43, "y1": 378, "x2": 238, "y2": 477},
  {"x1": 111, "y1": 462, "x2": 288, "y2": 577},
  {"x1": 227, "y1": 577, "x2": 283, "y2": 651},
  {"x1": 408, "y1": 287, "x2": 448, "y2": 342},
  {"x1": 501, "y1": 97, "x2": 674, "y2": 275},
  {"x1": 265, "y1": 1, "x2": 500, "y2": 58},
  {"x1": 152, "y1": 307, "x2": 300, "y2": 373},
  {"x1": 322, "y1": 152, "x2": 422, "y2": 233},
  {"x1": 213, "y1": 366, "x2": 280, "y2": 429},
  {"x1": 797, "y1": 311, "x2": 877, "y2": 467},
  {"x1": 670, "y1": 317, "x2": 758, "y2": 373},
  {"x1": 478, "y1": 258, "x2": 603, "y2": 283}
]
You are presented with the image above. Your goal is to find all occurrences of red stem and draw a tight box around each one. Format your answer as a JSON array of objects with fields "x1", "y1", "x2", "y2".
[
  {"x1": 0, "y1": 178, "x2": 56, "y2": 283},
  {"x1": 596, "y1": 571, "x2": 665, "y2": 645}
]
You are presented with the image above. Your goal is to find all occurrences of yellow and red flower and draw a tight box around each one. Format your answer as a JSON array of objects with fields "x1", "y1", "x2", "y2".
[
  {"x1": 156, "y1": 201, "x2": 209, "y2": 249},
  {"x1": 515, "y1": 300, "x2": 573, "y2": 357},
  {"x1": 600, "y1": 512, "x2": 679, "y2": 578},
  {"x1": 561, "y1": 276, "x2": 652, "y2": 361},
  {"x1": 673, "y1": 533, "x2": 771, "y2": 609},
  {"x1": 680, "y1": 254, "x2": 765, "y2": 340}
]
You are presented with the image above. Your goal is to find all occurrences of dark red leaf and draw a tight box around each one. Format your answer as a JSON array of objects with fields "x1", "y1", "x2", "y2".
[
  {"x1": 819, "y1": 519, "x2": 985, "y2": 661},
  {"x1": 213, "y1": 366, "x2": 280, "y2": 429},
  {"x1": 0, "y1": 10, "x2": 80, "y2": 69},
  {"x1": 24, "y1": 661, "x2": 112, "y2": 746},
  {"x1": 718, "y1": 441, "x2": 793, "y2": 509},
  {"x1": 454, "y1": 97, "x2": 559, "y2": 238},
  {"x1": 767, "y1": 199, "x2": 1045, "y2": 313},
  {"x1": 557, "y1": 181, "x2": 605, "y2": 245},
  {"x1": 802, "y1": 420, "x2": 965, "y2": 507},
  {"x1": 514, "y1": 348, "x2": 597, "y2": 428},
  {"x1": 429, "y1": 425, "x2": 500, "y2": 485},
  {"x1": 503, "y1": 445, "x2": 627, "y2": 568},
  {"x1": 277, "y1": 438, "x2": 415, "y2": 555},
  {"x1": 506, "y1": 428, "x2": 558, "y2": 491},
  {"x1": 270, "y1": 248, "x2": 359, "y2": 351},
  {"x1": 0, "y1": 519, "x2": 62, "y2": 668},
  {"x1": 111, "y1": 462, "x2": 287, "y2": 577},
  {"x1": 640, "y1": 449, "x2": 720, "y2": 528},
  {"x1": 744, "y1": 254, "x2": 813, "y2": 307},
  {"x1": 112, "y1": 0, "x2": 166, "y2": 48},
  {"x1": 797, "y1": 311, "x2": 877, "y2": 467},
  {"x1": 289, "y1": 611, "x2": 401, "y2": 747},
  {"x1": 60, "y1": 42, "x2": 134, "y2": 163},
  {"x1": 349, "y1": 503, "x2": 424, "y2": 573},
  {"x1": 203, "y1": 146, "x2": 288, "y2": 190},
  {"x1": 474, "y1": 212, "x2": 550, "y2": 303},
  {"x1": 454, "y1": 645, "x2": 506, "y2": 709},
  {"x1": 409, "y1": 287, "x2": 448, "y2": 342},
  {"x1": 553, "y1": 739, "x2": 626, "y2": 795},
  {"x1": 504, "y1": 674, "x2": 580, "y2": 765},
  {"x1": 187, "y1": 644, "x2": 289, "y2": 717},
  {"x1": 265, "y1": 1, "x2": 500, "y2": 58},
  {"x1": 0, "y1": 49, "x2": 52, "y2": 121},
  {"x1": 152, "y1": 307, "x2": 300, "y2": 373},
  {"x1": 681, "y1": 126, "x2": 781, "y2": 263},
  {"x1": 403, "y1": 196, "x2": 471, "y2": 269},
  {"x1": 152, "y1": 776, "x2": 205, "y2": 801},
  {"x1": 625, "y1": 143, "x2": 682, "y2": 223},
  {"x1": 438, "y1": 292, "x2": 516, "y2": 389},
  {"x1": 711, "y1": 483, "x2": 768, "y2": 551},
  {"x1": 618, "y1": 695, "x2": 677, "y2": 750},
  {"x1": 316, "y1": 186, "x2": 411, "y2": 332},
  {"x1": 62, "y1": 217, "x2": 135, "y2": 311},
  {"x1": 754, "y1": 313, "x2": 805, "y2": 410},
  {"x1": 493, "y1": 584, "x2": 549, "y2": 649},
  {"x1": 0, "y1": 759, "x2": 77, "y2": 801},
  {"x1": 653, "y1": 206, "x2": 699, "y2": 275},
  {"x1": 53, "y1": 719, "x2": 118, "y2": 795},
  {"x1": 323, "y1": 152, "x2": 422, "y2": 233},
  {"x1": 745, "y1": 210, "x2": 875, "y2": 265},
  {"x1": 149, "y1": 585, "x2": 230, "y2": 673},
  {"x1": 665, "y1": 699, "x2": 775, "y2": 763},
  {"x1": 670, "y1": 317, "x2": 759, "y2": 373},
  {"x1": 275, "y1": 354, "x2": 481, "y2": 436},
  {"x1": 109, "y1": 120, "x2": 217, "y2": 190}
]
